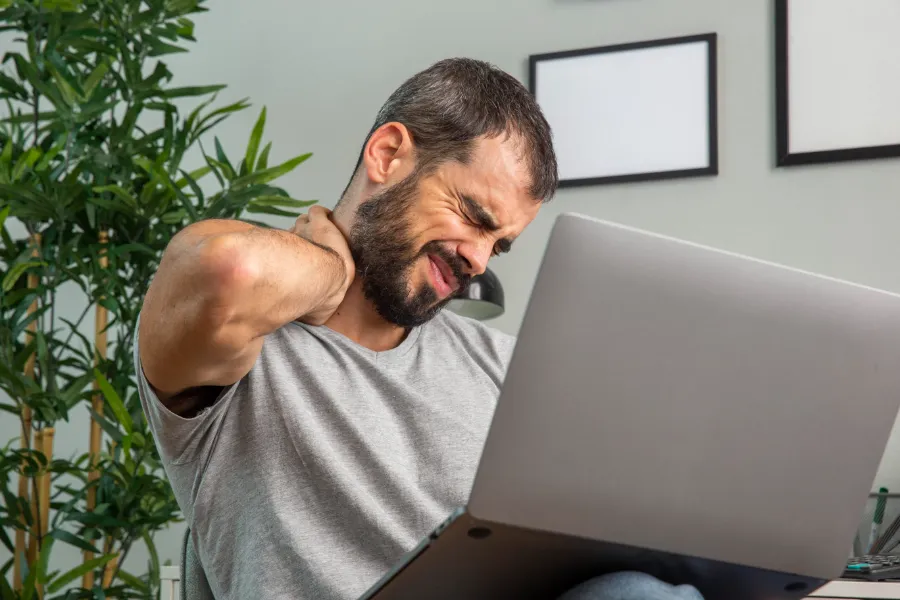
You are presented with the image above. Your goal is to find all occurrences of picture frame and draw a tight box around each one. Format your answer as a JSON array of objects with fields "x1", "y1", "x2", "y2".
[
  {"x1": 775, "y1": 0, "x2": 900, "y2": 167},
  {"x1": 528, "y1": 33, "x2": 718, "y2": 188}
]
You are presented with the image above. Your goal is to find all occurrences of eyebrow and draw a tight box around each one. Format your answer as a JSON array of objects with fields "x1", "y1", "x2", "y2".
[{"x1": 459, "y1": 193, "x2": 516, "y2": 254}]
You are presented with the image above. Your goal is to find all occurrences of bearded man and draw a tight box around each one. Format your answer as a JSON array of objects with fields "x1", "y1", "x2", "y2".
[{"x1": 136, "y1": 57, "x2": 703, "y2": 600}]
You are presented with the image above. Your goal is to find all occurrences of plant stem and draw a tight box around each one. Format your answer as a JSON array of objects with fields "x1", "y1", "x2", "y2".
[
  {"x1": 52, "y1": 302, "x2": 92, "y2": 365},
  {"x1": 110, "y1": 535, "x2": 134, "y2": 587}
]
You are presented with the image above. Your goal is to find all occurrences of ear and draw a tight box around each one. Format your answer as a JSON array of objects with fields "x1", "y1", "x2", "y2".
[{"x1": 361, "y1": 122, "x2": 415, "y2": 185}]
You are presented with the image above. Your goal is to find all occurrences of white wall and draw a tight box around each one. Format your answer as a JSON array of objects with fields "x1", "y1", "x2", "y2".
[
  {"x1": 5, "y1": 0, "x2": 900, "y2": 572},
  {"x1": 173, "y1": 0, "x2": 900, "y2": 474}
]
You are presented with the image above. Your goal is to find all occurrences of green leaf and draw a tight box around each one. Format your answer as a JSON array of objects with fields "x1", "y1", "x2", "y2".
[
  {"x1": 116, "y1": 568, "x2": 148, "y2": 591},
  {"x1": 67, "y1": 511, "x2": 129, "y2": 529},
  {"x1": 87, "y1": 196, "x2": 135, "y2": 217},
  {"x1": 205, "y1": 157, "x2": 233, "y2": 183},
  {"x1": 47, "y1": 553, "x2": 117, "y2": 594},
  {"x1": 161, "y1": 84, "x2": 226, "y2": 98},
  {"x1": 245, "y1": 205, "x2": 302, "y2": 217},
  {"x1": 174, "y1": 165, "x2": 211, "y2": 188},
  {"x1": 48, "y1": 529, "x2": 100, "y2": 554},
  {"x1": 161, "y1": 209, "x2": 186, "y2": 224},
  {"x1": 231, "y1": 152, "x2": 312, "y2": 189},
  {"x1": 0, "y1": 72, "x2": 28, "y2": 99},
  {"x1": 20, "y1": 557, "x2": 37, "y2": 600},
  {"x1": 214, "y1": 137, "x2": 235, "y2": 179},
  {"x1": 83, "y1": 60, "x2": 110, "y2": 98},
  {"x1": 11, "y1": 148, "x2": 41, "y2": 181},
  {"x1": 110, "y1": 243, "x2": 155, "y2": 258},
  {"x1": 86, "y1": 202, "x2": 96, "y2": 229},
  {"x1": 94, "y1": 369, "x2": 132, "y2": 434},
  {"x1": 176, "y1": 16, "x2": 196, "y2": 39},
  {"x1": 47, "y1": 63, "x2": 82, "y2": 106},
  {"x1": 256, "y1": 141, "x2": 272, "y2": 170},
  {"x1": 2, "y1": 260, "x2": 44, "y2": 292},
  {"x1": 59, "y1": 372, "x2": 94, "y2": 410},
  {"x1": 199, "y1": 147, "x2": 225, "y2": 187},
  {"x1": 245, "y1": 106, "x2": 266, "y2": 174},
  {"x1": 0, "y1": 566, "x2": 14, "y2": 600},
  {"x1": 179, "y1": 168, "x2": 204, "y2": 204},
  {"x1": 34, "y1": 134, "x2": 67, "y2": 172},
  {"x1": 142, "y1": 530, "x2": 160, "y2": 584},
  {"x1": 250, "y1": 196, "x2": 317, "y2": 208},
  {"x1": 140, "y1": 61, "x2": 172, "y2": 91},
  {"x1": 88, "y1": 407, "x2": 122, "y2": 442},
  {"x1": 35, "y1": 330, "x2": 50, "y2": 381},
  {"x1": 0, "y1": 138, "x2": 11, "y2": 181},
  {"x1": 75, "y1": 100, "x2": 117, "y2": 123},
  {"x1": 0, "y1": 519, "x2": 13, "y2": 553},
  {"x1": 144, "y1": 101, "x2": 178, "y2": 113},
  {"x1": 92, "y1": 185, "x2": 139, "y2": 211},
  {"x1": 122, "y1": 433, "x2": 133, "y2": 460},
  {"x1": 36, "y1": 536, "x2": 54, "y2": 584},
  {"x1": 147, "y1": 39, "x2": 188, "y2": 57},
  {"x1": 134, "y1": 156, "x2": 199, "y2": 221}
]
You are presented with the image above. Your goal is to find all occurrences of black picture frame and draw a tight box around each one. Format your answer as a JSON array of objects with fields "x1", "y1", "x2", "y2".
[
  {"x1": 775, "y1": 0, "x2": 900, "y2": 167},
  {"x1": 528, "y1": 33, "x2": 718, "y2": 188}
]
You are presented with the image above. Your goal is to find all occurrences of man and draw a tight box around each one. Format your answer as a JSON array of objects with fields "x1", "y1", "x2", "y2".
[{"x1": 136, "y1": 58, "x2": 702, "y2": 599}]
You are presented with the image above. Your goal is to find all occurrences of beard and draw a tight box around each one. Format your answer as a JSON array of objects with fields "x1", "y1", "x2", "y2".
[{"x1": 348, "y1": 172, "x2": 471, "y2": 328}]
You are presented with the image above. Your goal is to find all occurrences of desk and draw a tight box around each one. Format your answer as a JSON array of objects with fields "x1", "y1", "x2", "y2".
[
  {"x1": 809, "y1": 581, "x2": 900, "y2": 599},
  {"x1": 158, "y1": 569, "x2": 900, "y2": 600}
]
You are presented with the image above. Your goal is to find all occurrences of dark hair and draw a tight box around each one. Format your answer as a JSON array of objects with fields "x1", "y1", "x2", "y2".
[{"x1": 344, "y1": 57, "x2": 558, "y2": 202}]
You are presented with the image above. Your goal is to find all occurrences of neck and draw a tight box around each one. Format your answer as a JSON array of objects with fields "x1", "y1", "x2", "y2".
[{"x1": 324, "y1": 278, "x2": 410, "y2": 352}]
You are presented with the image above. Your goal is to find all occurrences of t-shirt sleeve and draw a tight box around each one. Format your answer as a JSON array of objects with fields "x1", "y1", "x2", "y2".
[{"x1": 133, "y1": 316, "x2": 241, "y2": 467}]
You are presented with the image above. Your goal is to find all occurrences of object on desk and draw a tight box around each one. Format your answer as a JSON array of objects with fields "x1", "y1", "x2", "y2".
[
  {"x1": 870, "y1": 488, "x2": 891, "y2": 552},
  {"x1": 845, "y1": 555, "x2": 900, "y2": 581},
  {"x1": 872, "y1": 510, "x2": 900, "y2": 554},
  {"x1": 810, "y1": 579, "x2": 900, "y2": 599},
  {"x1": 447, "y1": 268, "x2": 505, "y2": 321}
]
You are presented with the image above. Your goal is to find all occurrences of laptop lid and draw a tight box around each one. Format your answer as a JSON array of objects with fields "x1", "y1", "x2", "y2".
[{"x1": 468, "y1": 213, "x2": 900, "y2": 581}]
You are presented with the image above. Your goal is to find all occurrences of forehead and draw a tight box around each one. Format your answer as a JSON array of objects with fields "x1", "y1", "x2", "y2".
[{"x1": 436, "y1": 135, "x2": 541, "y2": 228}]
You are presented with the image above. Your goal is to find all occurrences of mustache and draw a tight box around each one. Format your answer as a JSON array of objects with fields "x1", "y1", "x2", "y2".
[{"x1": 420, "y1": 241, "x2": 472, "y2": 295}]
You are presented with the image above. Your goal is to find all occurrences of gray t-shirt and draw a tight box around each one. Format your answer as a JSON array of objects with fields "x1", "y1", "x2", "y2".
[{"x1": 134, "y1": 311, "x2": 515, "y2": 599}]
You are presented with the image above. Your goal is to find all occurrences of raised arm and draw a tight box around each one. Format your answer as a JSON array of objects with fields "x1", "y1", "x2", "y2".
[{"x1": 137, "y1": 206, "x2": 354, "y2": 413}]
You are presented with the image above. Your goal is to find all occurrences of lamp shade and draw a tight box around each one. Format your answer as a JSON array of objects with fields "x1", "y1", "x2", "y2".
[{"x1": 447, "y1": 267, "x2": 505, "y2": 321}]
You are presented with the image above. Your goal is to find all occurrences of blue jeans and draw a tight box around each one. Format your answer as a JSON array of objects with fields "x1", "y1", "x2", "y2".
[{"x1": 557, "y1": 572, "x2": 704, "y2": 600}]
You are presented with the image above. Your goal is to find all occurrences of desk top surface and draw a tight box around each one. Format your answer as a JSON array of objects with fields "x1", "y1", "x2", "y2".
[{"x1": 809, "y1": 581, "x2": 900, "y2": 599}]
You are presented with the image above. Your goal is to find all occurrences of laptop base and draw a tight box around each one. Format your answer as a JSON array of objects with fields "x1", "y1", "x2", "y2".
[{"x1": 360, "y1": 509, "x2": 828, "y2": 600}]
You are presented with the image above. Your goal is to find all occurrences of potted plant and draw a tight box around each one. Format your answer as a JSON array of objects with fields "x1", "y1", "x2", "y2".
[{"x1": 0, "y1": 0, "x2": 313, "y2": 597}]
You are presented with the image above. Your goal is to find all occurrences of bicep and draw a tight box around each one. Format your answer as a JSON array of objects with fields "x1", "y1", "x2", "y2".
[{"x1": 137, "y1": 229, "x2": 263, "y2": 408}]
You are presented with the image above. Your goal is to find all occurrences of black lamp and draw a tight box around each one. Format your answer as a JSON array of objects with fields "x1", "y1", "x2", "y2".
[{"x1": 447, "y1": 267, "x2": 505, "y2": 321}]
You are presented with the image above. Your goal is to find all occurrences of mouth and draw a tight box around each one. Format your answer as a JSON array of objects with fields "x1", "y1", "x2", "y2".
[{"x1": 427, "y1": 254, "x2": 459, "y2": 299}]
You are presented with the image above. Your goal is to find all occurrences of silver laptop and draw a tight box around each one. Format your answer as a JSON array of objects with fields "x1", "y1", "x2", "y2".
[{"x1": 360, "y1": 213, "x2": 900, "y2": 600}]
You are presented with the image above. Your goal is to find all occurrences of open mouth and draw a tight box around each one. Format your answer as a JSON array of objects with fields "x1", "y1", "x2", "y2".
[{"x1": 427, "y1": 254, "x2": 458, "y2": 299}]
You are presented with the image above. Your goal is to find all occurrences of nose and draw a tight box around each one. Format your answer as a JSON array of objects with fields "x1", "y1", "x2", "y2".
[{"x1": 457, "y1": 241, "x2": 491, "y2": 276}]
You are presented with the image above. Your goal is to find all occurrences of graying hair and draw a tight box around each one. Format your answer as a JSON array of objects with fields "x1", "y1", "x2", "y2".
[{"x1": 342, "y1": 57, "x2": 558, "y2": 202}]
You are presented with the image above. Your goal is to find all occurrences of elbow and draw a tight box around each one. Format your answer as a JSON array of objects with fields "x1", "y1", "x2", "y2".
[
  {"x1": 168, "y1": 224, "x2": 261, "y2": 332},
  {"x1": 196, "y1": 232, "x2": 260, "y2": 297}
]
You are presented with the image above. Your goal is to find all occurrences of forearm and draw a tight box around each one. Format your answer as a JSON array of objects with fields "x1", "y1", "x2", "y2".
[{"x1": 139, "y1": 218, "x2": 347, "y2": 398}]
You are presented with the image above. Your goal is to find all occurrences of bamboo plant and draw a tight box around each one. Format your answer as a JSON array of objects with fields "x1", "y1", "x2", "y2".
[{"x1": 0, "y1": 0, "x2": 314, "y2": 597}]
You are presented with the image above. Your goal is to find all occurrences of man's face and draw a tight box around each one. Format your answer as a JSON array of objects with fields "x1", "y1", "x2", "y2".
[{"x1": 348, "y1": 135, "x2": 540, "y2": 328}]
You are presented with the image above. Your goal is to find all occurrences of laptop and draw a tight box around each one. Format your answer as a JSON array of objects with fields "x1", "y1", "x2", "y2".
[{"x1": 359, "y1": 213, "x2": 900, "y2": 600}]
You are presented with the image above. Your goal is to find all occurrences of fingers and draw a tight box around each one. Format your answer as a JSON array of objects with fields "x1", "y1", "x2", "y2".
[{"x1": 307, "y1": 205, "x2": 331, "y2": 221}]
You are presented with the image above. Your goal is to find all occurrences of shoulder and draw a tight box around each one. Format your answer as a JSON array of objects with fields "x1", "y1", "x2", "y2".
[{"x1": 424, "y1": 311, "x2": 517, "y2": 368}]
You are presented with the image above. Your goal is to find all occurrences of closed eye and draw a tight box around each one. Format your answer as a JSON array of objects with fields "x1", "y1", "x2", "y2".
[
  {"x1": 457, "y1": 192, "x2": 515, "y2": 257},
  {"x1": 493, "y1": 239, "x2": 513, "y2": 256}
]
